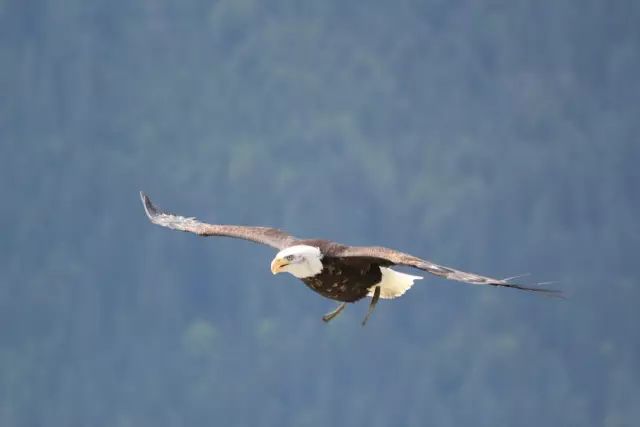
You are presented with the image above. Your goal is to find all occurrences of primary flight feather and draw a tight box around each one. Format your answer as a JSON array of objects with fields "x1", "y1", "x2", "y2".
[{"x1": 140, "y1": 192, "x2": 559, "y2": 325}]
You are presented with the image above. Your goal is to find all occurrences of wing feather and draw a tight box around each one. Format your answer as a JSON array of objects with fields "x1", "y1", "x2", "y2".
[
  {"x1": 140, "y1": 192, "x2": 296, "y2": 250},
  {"x1": 336, "y1": 245, "x2": 560, "y2": 295}
]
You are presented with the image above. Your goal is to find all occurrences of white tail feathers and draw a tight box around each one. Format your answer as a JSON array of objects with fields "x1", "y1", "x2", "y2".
[{"x1": 368, "y1": 267, "x2": 423, "y2": 299}]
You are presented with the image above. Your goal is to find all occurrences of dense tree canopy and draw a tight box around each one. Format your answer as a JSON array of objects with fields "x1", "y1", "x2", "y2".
[{"x1": 1, "y1": 0, "x2": 639, "y2": 426}]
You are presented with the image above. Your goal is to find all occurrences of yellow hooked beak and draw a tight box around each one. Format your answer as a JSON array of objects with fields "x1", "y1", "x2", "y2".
[{"x1": 270, "y1": 258, "x2": 289, "y2": 274}]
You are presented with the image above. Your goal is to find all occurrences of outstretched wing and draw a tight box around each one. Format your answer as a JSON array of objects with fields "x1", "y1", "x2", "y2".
[
  {"x1": 140, "y1": 192, "x2": 296, "y2": 250},
  {"x1": 336, "y1": 245, "x2": 560, "y2": 295}
]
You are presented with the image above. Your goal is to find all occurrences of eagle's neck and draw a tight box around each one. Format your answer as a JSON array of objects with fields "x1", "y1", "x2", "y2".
[{"x1": 287, "y1": 256, "x2": 323, "y2": 279}]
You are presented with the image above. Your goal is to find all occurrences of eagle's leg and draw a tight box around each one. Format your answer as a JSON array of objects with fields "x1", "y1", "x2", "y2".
[
  {"x1": 362, "y1": 286, "x2": 381, "y2": 326},
  {"x1": 322, "y1": 302, "x2": 347, "y2": 323}
]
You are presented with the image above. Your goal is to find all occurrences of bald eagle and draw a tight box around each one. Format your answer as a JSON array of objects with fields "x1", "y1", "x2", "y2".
[{"x1": 140, "y1": 192, "x2": 558, "y2": 325}]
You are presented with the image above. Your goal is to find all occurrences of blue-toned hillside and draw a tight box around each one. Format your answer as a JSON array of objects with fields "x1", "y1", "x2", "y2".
[{"x1": 1, "y1": 1, "x2": 638, "y2": 426}]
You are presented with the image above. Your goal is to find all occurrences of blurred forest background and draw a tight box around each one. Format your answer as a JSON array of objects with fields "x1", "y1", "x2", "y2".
[{"x1": 1, "y1": 0, "x2": 639, "y2": 426}]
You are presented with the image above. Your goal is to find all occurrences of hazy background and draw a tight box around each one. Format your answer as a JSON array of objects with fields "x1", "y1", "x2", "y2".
[{"x1": 1, "y1": 1, "x2": 639, "y2": 426}]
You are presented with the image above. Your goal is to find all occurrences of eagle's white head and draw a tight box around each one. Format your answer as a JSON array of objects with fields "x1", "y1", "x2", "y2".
[{"x1": 270, "y1": 245, "x2": 323, "y2": 279}]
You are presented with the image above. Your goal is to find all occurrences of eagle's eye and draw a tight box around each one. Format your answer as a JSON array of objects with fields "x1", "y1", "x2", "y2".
[{"x1": 285, "y1": 255, "x2": 295, "y2": 262}]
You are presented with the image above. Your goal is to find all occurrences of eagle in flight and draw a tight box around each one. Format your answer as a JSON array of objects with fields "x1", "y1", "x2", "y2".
[{"x1": 140, "y1": 192, "x2": 558, "y2": 325}]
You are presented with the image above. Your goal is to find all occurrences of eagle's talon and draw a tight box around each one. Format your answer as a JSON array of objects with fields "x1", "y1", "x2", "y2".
[
  {"x1": 322, "y1": 302, "x2": 347, "y2": 323},
  {"x1": 361, "y1": 286, "x2": 381, "y2": 326}
]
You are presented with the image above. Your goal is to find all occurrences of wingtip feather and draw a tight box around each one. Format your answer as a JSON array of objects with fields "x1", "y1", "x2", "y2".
[
  {"x1": 500, "y1": 281, "x2": 564, "y2": 298},
  {"x1": 140, "y1": 191, "x2": 158, "y2": 220}
]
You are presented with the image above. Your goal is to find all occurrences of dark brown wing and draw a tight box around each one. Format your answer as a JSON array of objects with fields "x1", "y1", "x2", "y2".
[
  {"x1": 335, "y1": 245, "x2": 560, "y2": 295},
  {"x1": 140, "y1": 192, "x2": 296, "y2": 250}
]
